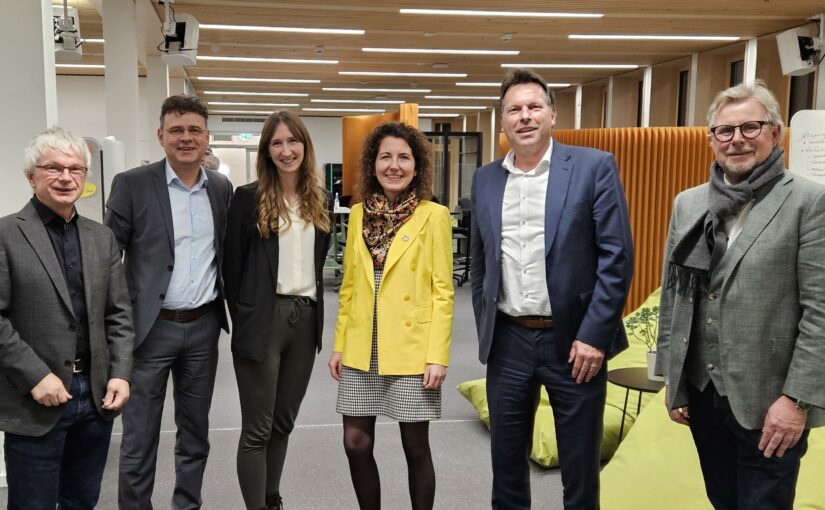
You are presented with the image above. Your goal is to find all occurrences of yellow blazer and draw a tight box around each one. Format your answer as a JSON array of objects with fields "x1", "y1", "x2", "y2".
[{"x1": 334, "y1": 200, "x2": 454, "y2": 375}]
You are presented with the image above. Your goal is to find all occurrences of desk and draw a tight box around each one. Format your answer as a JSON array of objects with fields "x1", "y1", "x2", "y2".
[{"x1": 608, "y1": 367, "x2": 665, "y2": 441}]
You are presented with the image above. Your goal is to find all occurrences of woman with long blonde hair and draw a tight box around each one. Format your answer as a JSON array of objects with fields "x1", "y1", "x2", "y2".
[{"x1": 223, "y1": 110, "x2": 331, "y2": 510}]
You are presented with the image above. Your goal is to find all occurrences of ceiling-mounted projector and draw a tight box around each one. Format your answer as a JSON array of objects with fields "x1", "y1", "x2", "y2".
[
  {"x1": 159, "y1": 1, "x2": 199, "y2": 67},
  {"x1": 53, "y1": 4, "x2": 82, "y2": 61}
]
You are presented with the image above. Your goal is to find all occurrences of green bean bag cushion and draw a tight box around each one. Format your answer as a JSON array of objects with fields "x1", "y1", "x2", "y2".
[
  {"x1": 601, "y1": 391, "x2": 825, "y2": 509},
  {"x1": 457, "y1": 289, "x2": 663, "y2": 468}
]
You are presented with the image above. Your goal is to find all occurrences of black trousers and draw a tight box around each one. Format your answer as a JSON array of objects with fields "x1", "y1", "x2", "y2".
[
  {"x1": 687, "y1": 382, "x2": 809, "y2": 510},
  {"x1": 486, "y1": 318, "x2": 606, "y2": 510}
]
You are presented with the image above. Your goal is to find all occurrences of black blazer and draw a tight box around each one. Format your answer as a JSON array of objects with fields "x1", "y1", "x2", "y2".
[{"x1": 223, "y1": 182, "x2": 331, "y2": 362}]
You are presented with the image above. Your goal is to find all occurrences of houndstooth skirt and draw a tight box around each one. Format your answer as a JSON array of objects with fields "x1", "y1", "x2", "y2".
[{"x1": 336, "y1": 268, "x2": 442, "y2": 422}]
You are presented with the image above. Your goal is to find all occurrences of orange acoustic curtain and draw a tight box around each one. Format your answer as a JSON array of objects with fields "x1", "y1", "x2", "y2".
[{"x1": 341, "y1": 104, "x2": 419, "y2": 201}]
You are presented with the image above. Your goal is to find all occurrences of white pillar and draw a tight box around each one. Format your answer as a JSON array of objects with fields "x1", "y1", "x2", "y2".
[
  {"x1": 605, "y1": 77, "x2": 614, "y2": 128},
  {"x1": 575, "y1": 85, "x2": 583, "y2": 129},
  {"x1": 144, "y1": 56, "x2": 169, "y2": 163},
  {"x1": 641, "y1": 66, "x2": 653, "y2": 127},
  {"x1": 489, "y1": 108, "x2": 497, "y2": 162},
  {"x1": 688, "y1": 54, "x2": 699, "y2": 126},
  {"x1": 102, "y1": 0, "x2": 140, "y2": 170},
  {"x1": 815, "y1": 15, "x2": 825, "y2": 110},
  {"x1": 0, "y1": 0, "x2": 58, "y2": 218},
  {"x1": 744, "y1": 38, "x2": 758, "y2": 85}
]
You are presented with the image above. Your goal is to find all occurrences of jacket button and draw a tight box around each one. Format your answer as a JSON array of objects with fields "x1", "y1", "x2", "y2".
[
  {"x1": 708, "y1": 293, "x2": 718, "y2": 300},
  {"x1": 411, "y1": 264, "x2": 417, "y2": 270},
  {"x1": 706, "y1": 317, "x2": 713, "y2": 324},
  {"x1": 403, "y1": 295, "x2": 411, "y2": 301},
  {"x1": 707, "y1": 363, "x2": 715, "y2": 370},
  {"x1": 682, "y1": 337, "x2": 687, "y2": 344},
  {"x1": 64, "y1": 360, "x2": 72, "y2": 368},
  {"x1": 160, "y1": 294, "x2": 166, "y2": 300},
  {"x1": 167, "y1": 265, "x2": 173, "y2": 271},
  {"x1": 405, "y1": 320, "x2": 412, "y2": 327},
  {"x1": 68, "y1": 324, "x2": 76, "y2": 332}
]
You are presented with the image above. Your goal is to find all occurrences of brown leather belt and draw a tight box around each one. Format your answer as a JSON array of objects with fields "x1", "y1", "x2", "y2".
[
  {"x1": 159, "y1": 301, "x2": 215, "y2": 323},
  {"x1": 501, "y1": 313, "x2": 554, "y2": 329}
]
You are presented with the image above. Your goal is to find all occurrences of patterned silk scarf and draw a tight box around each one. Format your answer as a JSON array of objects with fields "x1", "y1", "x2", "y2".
[{"x1": 362, "y1": 191, "x2": 420, "y2": 269}]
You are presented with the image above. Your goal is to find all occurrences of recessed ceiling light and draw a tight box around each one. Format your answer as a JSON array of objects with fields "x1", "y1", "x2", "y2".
[
  {"x1": 362, "y1": 47, "x2": 519, "y2": 56},
  {"x1": 207, "y1": 101, "x2": 301, "y2": 107},
  {"x1": 204, "y1": 91, "x2": 309, "y2": 97},
  {"x1": 400, "y1": 8, "x2": 602, "y2": 18},
  {"x1": 197, "y1": 76, "x2": 321, "y2": 84},
  {"x1": 502, "y1": 63, "x2": 639, "y2": 69},
  {"x1": 323, "y1": 87, "x2": 431, "y2": 93},
  {"x1": 311, "y1": 99, "x2": 405, "y2": 104},
  {"x1": 455, "y1": 81, "x2": 572, "y2": 88},
  {"x1": 339, "y1": 71, "x2": 467, "y2": 77},
  {"x1": 83, "y1": 38, "x2": 104, "y2": 44},
  {"x1": 418, "y1": 105, "x2": 486, "y2": 110},
  {"x1": 200, "y1": 24, "x2": 364, "y2": 35},
  {"x1": 419, "y1": 113, "x2": 460, "y2": 117},
  {"x1": 198, "y1": 56, "x2": 338, "y2": 65},
  {"x1": 425, "y1": 95, "x2": 499, "y2": 100},
  {"x1": 55, "y1": 64, "x2": 105, "y2": 69},
  {"x1": 569, "y1": 34, "x2": 740, "y2": 41},
  {"x1": 303, "y1": 108, "x2": 386, "y2": 113}
]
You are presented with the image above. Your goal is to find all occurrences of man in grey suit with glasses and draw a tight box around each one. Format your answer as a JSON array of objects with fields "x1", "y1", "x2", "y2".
[
  {"x1": 105, "y1": 95, "x2": 232, "y2": 510},
  {"x1": 657, "y1": 80, "x2": 825, "y2": 509}
]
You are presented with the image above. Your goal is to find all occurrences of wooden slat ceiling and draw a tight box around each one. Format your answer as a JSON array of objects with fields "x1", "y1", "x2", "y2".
[{"x1": 55, "y1": 0, "x2": 822, "y2": 117}]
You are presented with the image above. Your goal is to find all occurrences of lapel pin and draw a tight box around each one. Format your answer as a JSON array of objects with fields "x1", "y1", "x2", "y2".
[{"x1": 402, "y1": 234, "x2": 410, "y2": 241}]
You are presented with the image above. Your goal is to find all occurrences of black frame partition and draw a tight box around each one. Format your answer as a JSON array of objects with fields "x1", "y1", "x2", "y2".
[{"x1": 424, "y1": 131, "x2": 482, "y2": 208}]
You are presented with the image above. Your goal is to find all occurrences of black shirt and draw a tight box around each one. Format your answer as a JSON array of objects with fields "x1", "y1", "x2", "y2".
[{"x1": 31, "y1": 197, "x2": 90, "y2": 363}]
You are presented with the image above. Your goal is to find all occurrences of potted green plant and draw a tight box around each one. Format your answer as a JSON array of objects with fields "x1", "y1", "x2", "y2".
[{"x1": 625, "y1": 306, "x2": 663, "y2": 381}]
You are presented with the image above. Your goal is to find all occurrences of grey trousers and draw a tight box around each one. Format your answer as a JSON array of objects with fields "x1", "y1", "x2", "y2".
[
  {"x1": 118, "y1": 309, "x2": 221, "y2": 510},
  {"x1": 233, "y1": 295, "x2": 318, "y2": 510}
]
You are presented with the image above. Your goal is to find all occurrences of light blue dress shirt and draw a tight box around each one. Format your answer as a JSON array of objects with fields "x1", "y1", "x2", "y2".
[{"x1": 163, "y1": 162, "x2": 218, "y2": 310}]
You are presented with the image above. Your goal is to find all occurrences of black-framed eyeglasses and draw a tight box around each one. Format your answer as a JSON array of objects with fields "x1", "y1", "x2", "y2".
[
  {"x1": 709, "y1": 120, "x2": 772, "y2": 142},
  {"x1": 35, "y1": 165, "x2": 88, "y2": 177}
]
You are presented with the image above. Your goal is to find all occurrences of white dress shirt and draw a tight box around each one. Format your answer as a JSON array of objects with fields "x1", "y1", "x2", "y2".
[
  {"x1": 722, "y1": 175, "x2": 755, "y2": 248},
  {"x1": 276, "y1": 201, "x2": 317, "y2": 299},
  {"x1": 498, "y1": 142, "x2": 554, "y2": 317}
]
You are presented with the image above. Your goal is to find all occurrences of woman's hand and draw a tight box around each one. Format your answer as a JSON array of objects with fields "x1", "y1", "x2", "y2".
[
  {"x1": 423, "y1": 364, "x2": 447, "y2": 389},
  {"x1": 329, "y1": 351, "x2": 343, "y2": 381}
]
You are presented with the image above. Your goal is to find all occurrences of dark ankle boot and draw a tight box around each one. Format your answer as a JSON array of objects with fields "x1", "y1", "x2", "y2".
[{"x1": 266, "y1": 492, "x2": 283, "y2": 510}]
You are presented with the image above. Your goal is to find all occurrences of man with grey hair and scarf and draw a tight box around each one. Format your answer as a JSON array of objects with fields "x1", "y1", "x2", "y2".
[
  {"x1": 656, "y1": 80, "x2": 825, "y2": 509},
  {"x1": 0, "y1": 126, "x2": 134, "y2": 509}
]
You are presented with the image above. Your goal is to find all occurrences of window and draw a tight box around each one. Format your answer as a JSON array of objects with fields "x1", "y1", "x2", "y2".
[
  {"x1": 677, "y1": 70, "x2": 689, "y2": 126},
  {"x1": 730, "y1": 60, "x2": 744, "y2": 87},
  {"x1": 636, "y1": 80, "x2": 643, "y2": 127},
  {"x1": 789, "y1": 73, "x2": 815, "y2": 120}
]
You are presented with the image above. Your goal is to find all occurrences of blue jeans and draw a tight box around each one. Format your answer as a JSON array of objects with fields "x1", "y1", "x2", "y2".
[{"x1": 4, "y1": 373, "x2": 114, "y2": 510}]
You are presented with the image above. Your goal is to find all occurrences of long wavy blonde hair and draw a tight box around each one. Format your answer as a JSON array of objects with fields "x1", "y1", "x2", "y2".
[{"x1": 255, "y1": 110, "x2": 330, "y2": 237}]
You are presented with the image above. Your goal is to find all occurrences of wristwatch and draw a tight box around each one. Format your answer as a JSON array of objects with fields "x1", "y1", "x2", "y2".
[{"x1": 792, "y1": 397, "x2": 813, "y2": 412}]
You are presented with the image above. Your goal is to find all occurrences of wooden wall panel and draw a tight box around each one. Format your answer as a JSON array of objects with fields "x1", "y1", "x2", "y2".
[{"x1": 341, "y1": 105, "x2": 418, "y2": 200}]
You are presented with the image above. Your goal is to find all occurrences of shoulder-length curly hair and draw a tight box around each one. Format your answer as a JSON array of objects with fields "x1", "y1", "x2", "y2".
[
  {"x1": 358, "y1": 122, "x2": 433, "y2": 200},
  {"x1": 255, "y1": 110, "x2": 330, "y2": 237}
]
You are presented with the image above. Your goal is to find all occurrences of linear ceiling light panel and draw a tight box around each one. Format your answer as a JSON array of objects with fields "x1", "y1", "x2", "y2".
[
  {"x1": 339, "y1": 71, "x2": 467, "y2": 77},
  {"x1": 311, "y1": 99, "x2": 405, "y2": 104},
  {"x1": 400, "y1": 8, "x2": 602, "y2": 18},
  {"x1": 83, "y1": 38, "x2": 104, "y2": 43},
  {"x1": 418, "y1": 105, "x2": 486, "y2": 110},
  {"x1": 199, "y1": 56, "x2": 338, "y2": 64},
  {"x1": 207, "y1": 101, "x2": 301, "y2": 107},
  {"x1": 204, "y1": 91, "x2": 309, "y2": 97},
  {"x1": 456, "y1": 81, "x2": 572, "y2": 87},
  {"x1": 55, "y1": 64, "x2": 105, "y2": 69},
  {"x1": 362, "y1": 47, "x2": 519, "y2": 55},
  {"x1": 569, "y1": 34, "x2": 740, "y2": 41},
  {"x1": 303, "y1": 108, "x2": 386, "y2": 113},
  {"x1": 198, "y1": 76, "x2": 321, "y2": 83},
  {"x1": 323, "y1": 87, "x2": 431, "y2": 93},
  {"x1": 200, "y1": 24, "x2": 364, "y2": 35},
  {"x1": 425, "y1": 95, "x2": 499, "y2": 100},
  {"x1": 502, "y1": 63, "x2": 639, "y2": 69},
  {"x1": 210, "y1": 110, "x2": 275, "y2": 115},
  {"x1": 419, "y1": 113, "x2": 460, "y2": 117}
]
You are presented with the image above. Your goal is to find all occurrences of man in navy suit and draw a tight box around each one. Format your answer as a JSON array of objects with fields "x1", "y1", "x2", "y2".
[{"x1": 470, "y1": 68, "x2": 634, "y2": 509}]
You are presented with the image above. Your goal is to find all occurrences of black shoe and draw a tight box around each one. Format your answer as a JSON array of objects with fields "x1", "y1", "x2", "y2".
[{"x1": 266, "y1": 492, "x2": 283, "y2": 510}]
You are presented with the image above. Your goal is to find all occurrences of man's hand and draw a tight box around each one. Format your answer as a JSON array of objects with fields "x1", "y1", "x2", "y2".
[
  {"x1": 568, "y1": 339, "x2": 605, "y2": 384},
  {"x1": 328, "y1": 351, "x2": 343, "y2": 381},
  {"x1": 102, "y1": 378, "x2": 130, "y2": 411},
  {"x1": 758, "y1": 395, "x2": 807, "y2": 458},
  {"x1": 31, "y1": 373, "x2": 72, "y2": 407},
  {"x1": 423, "y1": 364, "x2": 447, "y2": 389},
  {"x1": 665, "y1": 385, "x2": 690, "y2": 425}
]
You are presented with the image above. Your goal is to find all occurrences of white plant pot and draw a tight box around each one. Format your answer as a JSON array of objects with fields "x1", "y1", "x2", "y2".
[{"x1": 647, "y1": 351, "x2": 664, "y2": 381}]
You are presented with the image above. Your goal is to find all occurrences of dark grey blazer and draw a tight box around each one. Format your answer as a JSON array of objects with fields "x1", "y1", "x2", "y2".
[
  {"x1": 223, "y1": 182, "x2": 331, "y2": 362},
  {"x1": 104, "y1": 160, "x2": 233, "y2": 348},
  {"x1": 0, "y1": 202, "x2": 134, "y2": 436}
]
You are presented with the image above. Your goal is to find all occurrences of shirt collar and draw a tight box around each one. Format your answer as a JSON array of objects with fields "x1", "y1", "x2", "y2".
[
  {"x1": 31, "y1": 196, "x2": 76, "y2": 225},
  {"x1": 165, "y1": 160, "x2": 208, "y2": 190},
  {"x1": 502, "y1": 139, "x2": 553, "y2": 176}
]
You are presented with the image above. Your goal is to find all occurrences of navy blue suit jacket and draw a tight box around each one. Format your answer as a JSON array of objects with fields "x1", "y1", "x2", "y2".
[{"x1": 470, "y1": 141, "x2": 634, "y2": 364}]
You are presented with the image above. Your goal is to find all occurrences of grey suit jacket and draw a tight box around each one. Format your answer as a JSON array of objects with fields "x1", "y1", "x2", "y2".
[
  {"x1": 104, "y1": 160, "x2": 233, "y2": 348},
  {"x1": 0, "y1": 202, "x2": 134, "y2": 436},
  {"x1": 656, "y1": 172, "x2": 825, "y2": 429}
]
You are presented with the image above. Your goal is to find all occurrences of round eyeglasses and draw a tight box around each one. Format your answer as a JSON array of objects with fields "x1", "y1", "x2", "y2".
[{"x1": 709, "y1": 120, "x2": 772, "y2": 143}]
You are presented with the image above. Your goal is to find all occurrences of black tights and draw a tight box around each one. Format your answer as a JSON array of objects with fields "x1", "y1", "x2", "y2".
[{"x1": 342, "y1": 416, "x2": 435, "y2": 510}]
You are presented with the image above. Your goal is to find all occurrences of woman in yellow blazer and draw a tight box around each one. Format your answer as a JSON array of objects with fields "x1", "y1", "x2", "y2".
[{"x1": 329, "y1": 122, "x2": 454, "y2": 510}]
